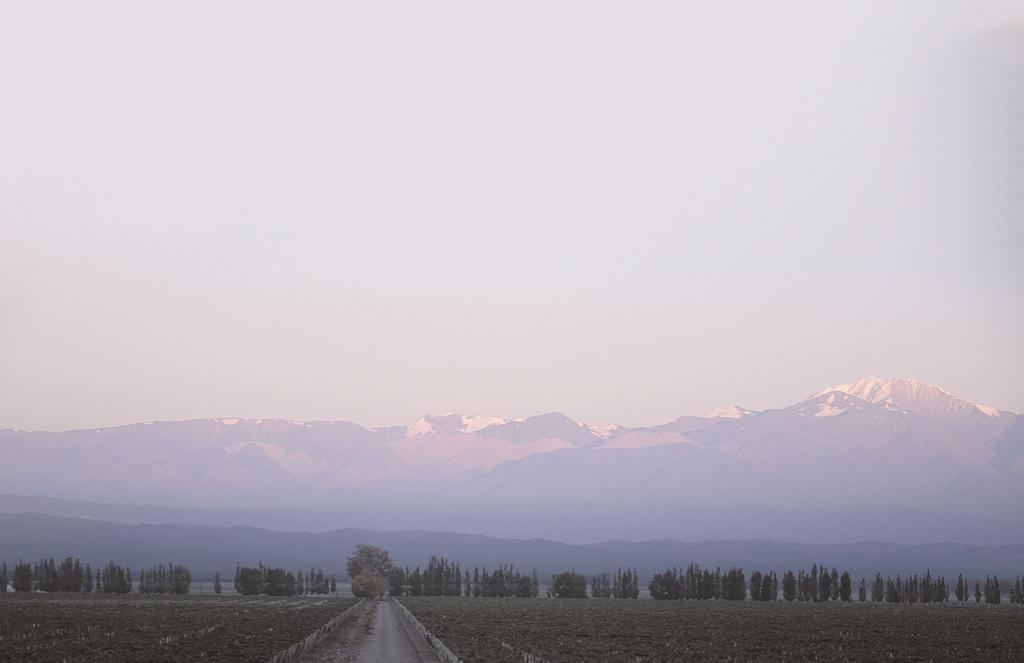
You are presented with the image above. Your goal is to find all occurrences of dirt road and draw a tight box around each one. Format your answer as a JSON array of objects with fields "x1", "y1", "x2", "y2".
[{"x1": 300, "y1": 598, "x2": 441, "y2": 663}]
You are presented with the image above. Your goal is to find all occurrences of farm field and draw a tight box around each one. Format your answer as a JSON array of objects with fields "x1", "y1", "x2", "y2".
[
  {"x1": 0, "y1": 592, "x2": 358, "y2": 662},
  {"x1": 401, "y1": 597, "x2": 1024, "y2": 662}
]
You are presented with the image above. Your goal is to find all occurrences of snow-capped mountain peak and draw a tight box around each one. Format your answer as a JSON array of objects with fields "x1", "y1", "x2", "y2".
[
  {"x1": 405, "y1": 414, "x2": 508, "y2": 437},
  {"x1": 812, "y1": 377, "x2": 1001, "y2": 420},
  {"x1": 702, "y1": 405, "x2": 755, "y2": 419}
]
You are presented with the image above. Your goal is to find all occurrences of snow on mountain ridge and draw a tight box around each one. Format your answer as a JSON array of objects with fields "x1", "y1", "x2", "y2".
[
  {"x1": 813, "y1": 377, "x2": 1002, "y2": 419},
  {"x1": 813, "y1": 392, "x2": 849, "y2": 417},
  {"x1": 587, "y1": 424, "x2": 620, "y2": 439},
  {"x1": 461, "y1": 415, "x2": 510, "y2": 434}
]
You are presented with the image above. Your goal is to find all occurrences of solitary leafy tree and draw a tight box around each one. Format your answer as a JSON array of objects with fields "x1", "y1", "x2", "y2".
[
  {"x1": 346, "y1": 545, "x2": 393, "y2": 598},
  {"x1": 353, "y1": 571, "x2": 388, "y2": 597}
]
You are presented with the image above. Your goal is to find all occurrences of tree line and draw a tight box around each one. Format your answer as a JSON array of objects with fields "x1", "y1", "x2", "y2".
[
  {"x1": 469, "y1": 564, "x2": 540, "y2": 598},
  {"x1": 589, "y1": 569, "x2": 640, "y2": 599},
  {"x1": 0, "y1": 559, "x2": 136, "y2": 593},
  {"x1": 233, "y1": 563, "x2": 336, "y2": 596},
  {"x1": 785, "y1": 565, "x2": 854, "y2": 602},
  {"x1": 387, "y1": 559, "x2": 542, "y2": 598},
  {"x1": 867, "y1": 570, "x2": 950, "y2": 604},
  {"x1": 0, "y1": 559, "x2": 199, "y2": 594},
  {"x1": 342, "y1": 545, "x2": 1024, "y2": 605},
  {"x1": 388, "y1": 556, "x2": 461, "y2": 596},
  {"x1": 138, "y1": 563, "x2": 192, "y2": 594},
  {"x1": 0, "y1": 558, "x2": 335, "y2": 596},
  {"x1": 644, "y1": 562, "x2": 1022, "y2": 605},
  {"x1": 10, "y1": 545, "x2": 1019, "y2": 607},
  {"x1": 547, "y1": 568, "x2": 641, "y2": 599},
  {"x1": 648, "y1": 563, "x2": 752, "y2": 600}
]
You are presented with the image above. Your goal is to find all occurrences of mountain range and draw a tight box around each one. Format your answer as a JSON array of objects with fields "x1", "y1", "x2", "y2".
[{"x1": 1, "y1": 377, "x2": 1021, "y2": 543}]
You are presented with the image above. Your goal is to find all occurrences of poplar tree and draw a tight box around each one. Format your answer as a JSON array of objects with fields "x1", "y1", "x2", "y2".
[
  {"x1": 872, "y1": 574, "x2": 884, "y2": 602},
  {"x1": 839, "y1": 571, "x2": 852, "y2": 602},
  {"x1": 591, "y1": 573, "x2": 612, "y2": 599},
  {"x1": 12, "y1": 560, "x2": 32, "y2": 592},
  {"x1": 82, "y1": 564, "x2": 93, "y2": 592},
  {"x1": 817, "y1": 565, "x2": 830, "y2": 602},
  {"x1": 984, "y1": 576, "x2": 1002, "y2": 604},
  {"x1": 782, "y1": 570, "x2": 796, "y2": 601}
]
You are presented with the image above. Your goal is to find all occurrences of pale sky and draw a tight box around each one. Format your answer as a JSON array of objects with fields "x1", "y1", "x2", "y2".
[{"x1": 2, "y1": 1, "x2": 1022, "y2": 431}]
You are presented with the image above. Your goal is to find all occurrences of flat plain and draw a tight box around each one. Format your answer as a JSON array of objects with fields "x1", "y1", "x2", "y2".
[
  {"x1": 0, "y1": 593, "x2": 357, "y2": 662},
  {"x1": 400, "y1": 596, "x2": 1024, "y2": 662}
]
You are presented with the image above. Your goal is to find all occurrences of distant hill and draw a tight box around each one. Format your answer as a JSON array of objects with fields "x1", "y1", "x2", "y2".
[
  {"x1": 3, "y1": 493, "x2": 1023, "y2": 547},
  {"x1": 1, "y1": 512, "x2": 1020, "y2": 582}
]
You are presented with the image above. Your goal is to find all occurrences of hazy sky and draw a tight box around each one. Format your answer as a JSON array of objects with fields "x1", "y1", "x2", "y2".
[{"x1": 2, "y1": 1, "x2": 1022, "y2": 431}]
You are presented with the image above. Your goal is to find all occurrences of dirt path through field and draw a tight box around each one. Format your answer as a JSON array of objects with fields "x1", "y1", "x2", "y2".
[{"x1": 299, "y1": 598, "x2": 440, "y2": 663}]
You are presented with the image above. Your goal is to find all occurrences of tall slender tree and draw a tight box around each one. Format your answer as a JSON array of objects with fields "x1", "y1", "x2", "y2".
[
  {"x1": 872, "y1": 574, "x2": 884, "y2": 602},
  {"x1": 839, "y1": 571, "x2": 852, "y2": 602},
  {"x1": 12, "y1": 560, "x2": 32, "y2": 592},
  {"x1": 782, "y1": 570, "x2": 797, "y2": 601}
]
